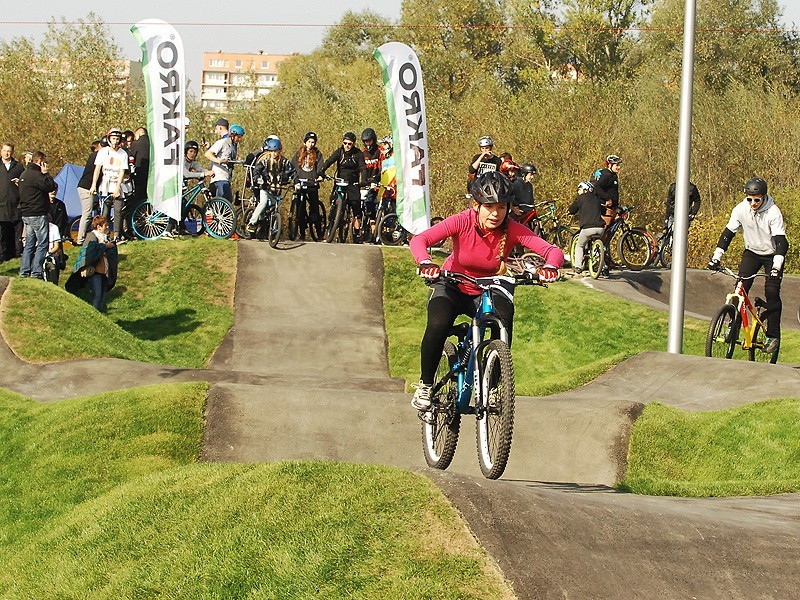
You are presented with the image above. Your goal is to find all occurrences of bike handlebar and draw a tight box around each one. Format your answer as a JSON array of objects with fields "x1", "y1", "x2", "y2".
[
  {"x1": 420, "y1": 269, "x2": 545, "y2": 287},
  {"x1": 708, "y1": 265, "x2": 765, "y2": 281}
]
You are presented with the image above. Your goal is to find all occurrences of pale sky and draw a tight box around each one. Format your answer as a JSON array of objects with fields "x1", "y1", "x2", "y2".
[{"x1": 1, "y1": 0, "x2": 799, "y2": 95}]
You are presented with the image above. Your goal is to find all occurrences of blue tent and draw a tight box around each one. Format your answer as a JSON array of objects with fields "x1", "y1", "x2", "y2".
[{"x1": 54, "y1": 163, "x2": 84, "y2": 218}]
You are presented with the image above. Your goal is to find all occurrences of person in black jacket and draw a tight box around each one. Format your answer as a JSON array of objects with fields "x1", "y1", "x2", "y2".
[
  {"x1": 18, "y1": 151, "x2": 57, "y2": 279},
  {"x1": 591, "y1": 154, "x2": 622, "y2": 226},
  {"x1": 320, "y1": 131, "x2": 367, "y2": 229},
  {"x1": 0, "y1": 142, "x2": 25, "y2": 261},
  {"x1": 568, "y1": 181, "x2": 606, "y2": 276},
  {"x1": 130, "y1": 127, "x2": 150, "y2": 203},
  {"x1": 76, "y1": 140, "x2": 103, "y2": 244},
  {"x1": 665, "y1": 181, "x2": 701, "y2": 231}
]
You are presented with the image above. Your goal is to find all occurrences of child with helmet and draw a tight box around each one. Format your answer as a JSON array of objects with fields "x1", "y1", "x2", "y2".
[
  {"x1": 247, "y1": 136, "x2": 295, "y2": 234},
  {"x1": 568, "y1": 181, "x2": 605, "y2": 277},
  {"x1": 408, "y1": 171, "x2": 564, "y2": 413}
]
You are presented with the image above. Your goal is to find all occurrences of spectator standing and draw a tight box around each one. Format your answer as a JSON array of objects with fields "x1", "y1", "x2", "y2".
[
  {"x1": 0, "y1": 143, "x2": 24, "y2": 261},
  {"x1": 18, "y1": 151, "x2": 56, "y2": 279},
  {"x1": 204, "y1": 118, "x2": 244, "y2": 202},
  {"x1": 130, "y1": 126, "x2": 150, "y2": 204},
  {"x1": 89, "y1": 128, "x2": 128, "y2": 223},
  {"x1": 76, "y1": 140, "x2": 102, "y2": 244},
  {"x1": 468, "y1": 136, "x2": 503, "y2": 191}
]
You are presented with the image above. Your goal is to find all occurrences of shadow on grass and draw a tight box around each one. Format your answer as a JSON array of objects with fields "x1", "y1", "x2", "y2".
[{"x1": 115, "y1": 308, "x2": 202, "y2": 340}]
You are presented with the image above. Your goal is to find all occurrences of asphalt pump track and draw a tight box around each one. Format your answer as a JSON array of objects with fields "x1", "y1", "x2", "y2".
[{"x1": 0, "y1": 244, "x2": 798, "y2": 599}]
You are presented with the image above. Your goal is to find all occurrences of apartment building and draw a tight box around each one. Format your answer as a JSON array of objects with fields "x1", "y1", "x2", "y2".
[{"x1": 200, "y1": 51, "x2": 295, "y2": 112}]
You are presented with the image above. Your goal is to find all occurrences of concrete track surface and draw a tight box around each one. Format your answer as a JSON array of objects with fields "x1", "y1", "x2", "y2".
[{"x1": 1, "y1": 244, "x2": 798, "y2": 599}]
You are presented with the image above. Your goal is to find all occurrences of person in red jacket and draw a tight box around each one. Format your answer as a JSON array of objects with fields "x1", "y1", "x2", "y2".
[{"x1": 408, "y1": 171, "x2": 564, "y2": 412}]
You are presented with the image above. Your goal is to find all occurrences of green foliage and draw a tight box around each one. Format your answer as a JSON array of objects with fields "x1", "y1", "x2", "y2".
[
  {"x1": 623, "y1": 399, "x2": 800, "y2": 496},
  {"x1": 0, "y1": 15, "x2": 146, "y2": 171},
  {"x1": 0, "y1": 386, "x2": 511, "y2": 598},
  {"x1": 0, "y1": 237, "x2": 236, "y2": 368}
]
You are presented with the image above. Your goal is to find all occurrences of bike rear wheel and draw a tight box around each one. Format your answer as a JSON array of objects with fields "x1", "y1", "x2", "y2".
[
  {"x1": 422, "y1": 341, "x2": 461, "y2": 470},
  {"x1": 749, "y1": 312, "x2": 779, "y2": 363},
  {"x1": 588, "y1": 238, "x2": 605, "y2": 279},
  {"x1": 706, "y1": 304, "x2": 738, "y2": 359},
  {"x1": 132, "y1": 202, "x2": 168, "y2": 239},
  {"x1": 476, "y1": 339, "x2": 515, "y2": 480},
  {"x1": 183, "y1": 203, "x2": 205, "y2": 236},
  {"x1": 325, "y1": 198, "x2": 344, "y2": 244},
  {"x1": 268, "y1": 209, "x2": 282, "y2": 248},
  {"x1": 618, "y1": 228, "x2": 652, "y2": 270},
  {"x1": 308, "y1": 200, "x2": 326, "y2": 242},
  {"x1": 204, "y1": 197, "x2": 236, "y2": 239}
]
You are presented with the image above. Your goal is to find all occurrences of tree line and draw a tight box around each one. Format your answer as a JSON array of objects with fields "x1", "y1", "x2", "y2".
[{"x1": 1, "y1": 2, "x2": 797, "y2": 268}]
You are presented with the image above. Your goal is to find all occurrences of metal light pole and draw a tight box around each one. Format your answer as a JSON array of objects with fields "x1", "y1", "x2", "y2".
[{"x1": 667, "y1": 0, "x2": 697, "y2": 354}]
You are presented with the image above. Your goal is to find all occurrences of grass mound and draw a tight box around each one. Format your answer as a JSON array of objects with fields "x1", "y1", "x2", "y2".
[
  {"x1": 0, "y1": 237, "x2": 235, "y2": 367},
  {"x1": 622, "y1": 400, "x2": 800, "y2": 497},
  {"x1": 0, "y1": 385, "x2": 511, "y2": 598}
]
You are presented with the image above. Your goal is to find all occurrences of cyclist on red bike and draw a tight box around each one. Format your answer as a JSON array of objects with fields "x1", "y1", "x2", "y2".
[
  {"x1": 408, "y1": 171, "x2": 564, "y2": 412},
  {"x1": 707, "y1": 177, "x2": 788, "y2": 353}
]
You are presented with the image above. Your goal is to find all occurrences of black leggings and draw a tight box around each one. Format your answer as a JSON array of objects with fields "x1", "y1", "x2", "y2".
[
  {"x1": 739, "y1": 249, "x2": 782, "y2": 339},
  {"x1": 420, "y1": 281, "x2": 514, "y2": 384}
]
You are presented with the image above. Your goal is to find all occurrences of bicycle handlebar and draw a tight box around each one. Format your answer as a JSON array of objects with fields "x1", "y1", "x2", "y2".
[
  {"x1": 420, "y1": 269, "x2": 545, "y2": 287},
  {"x1": 708, "y1": 265, "x2": 765, "y2": 281}
]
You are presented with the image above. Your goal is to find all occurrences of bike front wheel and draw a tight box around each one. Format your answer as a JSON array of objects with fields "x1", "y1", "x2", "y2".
[
  {"x1": 749, "y1": 313, "x2": 779, "y2": 364},
  {"x1": 618, "y1": 228, "x2": 652, "y2": 270},
  {"x1": 706, "y1": 304, "x2": 738, "y2": 359},
  {"x1": 268, "y1": 209, "x2": 282, "y2": 248},
  {"x1": 204, "y1": 197, "x2": 236, "y2": 239},
  {"x1": 132, "y1": 202, "x2": 168, "y2": 239},
  {"x1": 183, "y1": 203, "x2": 205, "y2": 236},
  {"x1": 377, "y1": 213, "x2": 406, "y2": 246},
  {"x1": 422, "y1": 341, "x2": 461, "y2": 470},
  {"x1": 287, "y1": 198, "x2": 299, "y2": 241},
  {"x1": 659, "y1": 232, "x2": 673, "y2": 269},
  {"x1": 476, "y1": 339, "x2": 515, "y2": 479},
  {"x1": 587, "y1": 238, "x2": 605, "y2": 279},
  {"x1": 325, "y1": 198, "x2": 344, "y2": 244}
]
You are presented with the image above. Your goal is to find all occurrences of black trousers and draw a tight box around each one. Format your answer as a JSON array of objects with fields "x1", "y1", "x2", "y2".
[
  {"x1": 0, "y1": 220, "x2": 21, "y2": 260},
  {"x1": 420, "y1": 280, "x2": 514, "y2": 384},
  {"x1": 739, "y1": 249, "x2": 782, "y2": 339}
]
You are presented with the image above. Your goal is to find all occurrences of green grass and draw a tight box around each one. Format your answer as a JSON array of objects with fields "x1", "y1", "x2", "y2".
[
  {"x1": 0, "y1": 385, "x2": 512, "y2": 598},
  {"x1": 622, "y1": 400, "x2": 800, "y2": 497},
  {"x1": 382, "y1": 247, "x2": 800, "y2": 395},
  {"x1": 0, "y1": 237, "x2": 235, "y2": 367}
]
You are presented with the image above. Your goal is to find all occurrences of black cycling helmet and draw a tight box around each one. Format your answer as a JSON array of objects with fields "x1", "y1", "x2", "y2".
[
  {"x1": 304, "y1": 131, "x2": 317, "y2": 142},
  {"x1": 361, "y1": 127, "x2": 377, "y2": 142},
  {"x1": 744, "y1": 177, "x2": 767, "y2": 196},
  {"x1": 185, "y1": 140, "x2": 199, "y2": 153},
  {"x1": 520, "y1": 162, "x2": 538, "y2": 175},
  {"x1": 343, "y1": 131, "x2": 357, "y2": 143},
  {"x1": 605, "y1": 154, "x2": 622, "y2": 165},
  {"x1": 470, "y1": 171, "x2": 513, "y2": 205}
]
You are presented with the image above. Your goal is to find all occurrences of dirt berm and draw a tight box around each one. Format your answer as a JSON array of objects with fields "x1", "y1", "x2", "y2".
[{"x1": 1, "y1": 243, "x2": 798, "y2": 599}]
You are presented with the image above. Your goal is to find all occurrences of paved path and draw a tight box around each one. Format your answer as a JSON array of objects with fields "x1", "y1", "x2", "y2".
[{"x1": 1, "y1": 245, "x2": 798, "y2": 599}]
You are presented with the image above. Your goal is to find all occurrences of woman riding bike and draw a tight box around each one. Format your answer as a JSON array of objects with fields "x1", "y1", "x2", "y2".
[
  {"x1": 247, "y1": 136, "x2": 295, "y2": 234},
  {"x1": 408, "y1": 171, "x2": 564, "y2": 413}
]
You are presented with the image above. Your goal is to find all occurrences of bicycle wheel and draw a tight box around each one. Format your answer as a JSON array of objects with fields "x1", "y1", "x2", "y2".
[
  {"x1": 69, "y1": 216, "x2": 81, "y2": 244},
  {"x1": 659, "y1": 232, "x2": 673, "y2": 269},
  {"x1": 749, "y1": 312, "x2": 779, "y2": 364},
  {"x1": 337, "y1": 205, "x2": 351, "y2": 244},
  {"x1": 204, "y1": 197, "x2": 236, "y2": 239},
  {"x1": 587, "y1": 238, "x2": 605, "y2": 279},
  {"x1": 182, "y1": 203, "x2": 205, "y2": 236},
  {"x1": 618, "y1": 229, "x2": 652, "y2": 270},
  {"x1": 705, "y1": 304, "x2": 739, "y2": 359},
  {"x1": 309, "y1": 201, "x2": 326, "y2": 242},
  {"x1": 476, "y1": 339, "x2": 515, "y2": 480},
  {"x1": 378, "y1": 213, "x2": 405, "y2": 246},
  {"x1": 550, "y1": 225, "x2": 573, "y2": 251},
  {"x1": 422, "y1": 341, "x2": 461, "y2": 470},
  {"x1": 325, "y1": 198, "x2": 344, "y2": 244},
  {"x1": 268, "y1": 209, "x2": 282, "y2": 248},
  {"x1": 569, "y1": 231, "x2": 580, "y2": 268},
  {"x1": 132, "y1": 202, "x2": 168, "y2": 239},
  {"x1": 287, "y1": 198, "x2": 299, "y2": 241}
]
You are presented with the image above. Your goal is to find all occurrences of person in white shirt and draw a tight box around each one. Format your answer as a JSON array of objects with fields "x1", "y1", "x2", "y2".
[
  {"x1": 707, "y1": 177, "x2": 789, "y2": 353},
  {"x1": 204, "y1": 119, "x2": 244, "y2": 202}
]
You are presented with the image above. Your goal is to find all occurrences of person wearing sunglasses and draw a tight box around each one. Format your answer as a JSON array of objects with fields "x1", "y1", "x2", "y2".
[
  {"x1": 320, "y1": 131, "x2": 367, "y2": 235},
  {"x1": 707, "y1": 177, "x2": 788, "y2": 353}
]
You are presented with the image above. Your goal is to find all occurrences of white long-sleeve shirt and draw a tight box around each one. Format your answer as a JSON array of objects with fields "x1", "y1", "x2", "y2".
[{"x1": 724, "y1": 194, "x2": 785, "y2": 256}]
